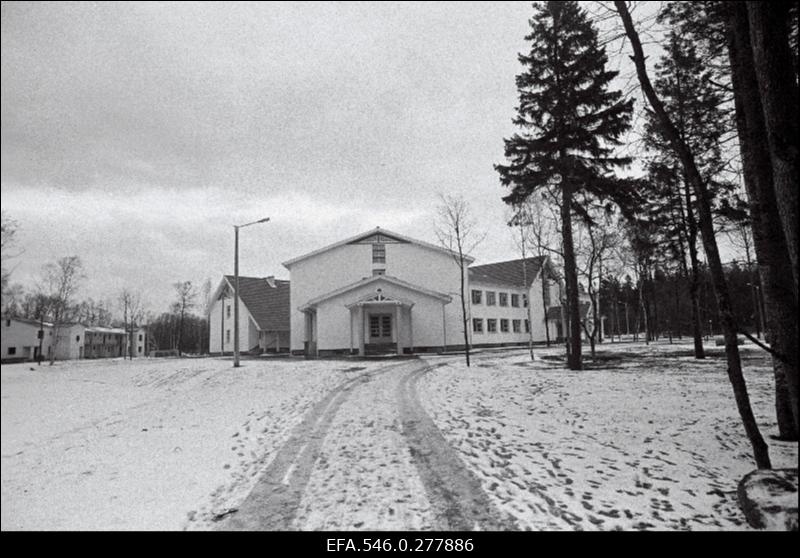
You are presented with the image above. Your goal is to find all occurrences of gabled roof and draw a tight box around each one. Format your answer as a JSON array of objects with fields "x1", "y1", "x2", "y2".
[
  {"x1": 298, "y1": 274, "x2": 452, "y2": 312},
  {"x1": 468, "y1": 256, "x2": 549, "y2": 288},
  {"x1": 282, "y1": 227, "x2": 475, "y2": 268},
  {"x1": 221, "y1": 275, "x2": 290, "y2": 331}
]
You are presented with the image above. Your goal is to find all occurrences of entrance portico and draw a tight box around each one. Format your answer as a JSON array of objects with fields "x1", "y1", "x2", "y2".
[
  {"x1": 297, "y1": 274, "x2": 451, "y2": 357},
  {"x1": 346, "y1": 289, "x2": 414, "y2": 355}
]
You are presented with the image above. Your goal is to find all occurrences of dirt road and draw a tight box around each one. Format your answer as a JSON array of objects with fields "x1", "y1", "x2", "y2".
[{"x1": 217, "y1": 357, "x2": 517, "y2": 531}]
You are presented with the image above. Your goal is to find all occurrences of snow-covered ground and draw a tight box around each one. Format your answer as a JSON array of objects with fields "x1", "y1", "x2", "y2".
[
  {"x1": 2, "y1": 341, "x2": 796, "y2": 531},
  {"x1": 418, "y1": 342, "x2": 798, "y2": 530},
  {"x1": 1, "y1": 356, "x2": 386, "y2": 530}
]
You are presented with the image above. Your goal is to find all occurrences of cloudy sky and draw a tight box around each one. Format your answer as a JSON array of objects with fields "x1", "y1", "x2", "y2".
[{"x1": 2, "y1": 1, "x2": 649, "y2": 315}]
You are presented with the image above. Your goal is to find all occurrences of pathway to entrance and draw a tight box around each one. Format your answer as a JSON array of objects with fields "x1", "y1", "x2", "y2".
[{"x1": 218, "y1": 356, "x2": 518, "y2": 530}]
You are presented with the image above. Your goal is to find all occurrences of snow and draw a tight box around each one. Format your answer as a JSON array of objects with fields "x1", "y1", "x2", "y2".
[
  {"x1": 417, "y1": 342, "x2": 799, "y2": 530},
  {"x1": 1, "y1": 357, "x2": 387, "y2": 530},
  {"x1": 2, "y1": 341, "x2": 797, "y2": 531}
]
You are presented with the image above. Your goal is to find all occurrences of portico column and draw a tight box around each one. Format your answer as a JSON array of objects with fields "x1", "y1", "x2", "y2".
[
  {"x1": 408, "y1": 306, "x2": 414, "y2": 354},
  {"x1": 395, "y1": 304, "x2": 402, "y2": 355}
]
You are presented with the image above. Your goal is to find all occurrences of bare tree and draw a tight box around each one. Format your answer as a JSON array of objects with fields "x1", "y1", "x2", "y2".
[
  {"x1": 172, "y1": 281, "x2": 198, "y2": 356},
  {"x1": 1, "y1": 212, "x2": 21, "y2": 299},
  {"x1": 41, "y1": 256, "x2": 85, "y2": 365},
  {"x1": 119, "y1": 288, "x2": 143, "y2": 359},
  {"x1": 434, "y1": 194, "x2": 486, "y2": 367}
]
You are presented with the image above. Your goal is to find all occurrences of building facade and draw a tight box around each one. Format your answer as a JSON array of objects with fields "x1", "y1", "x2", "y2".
[
  {"x1": 206, "y1": 227, "x2": 603, "y2": 358},
  {"x1": 208, "y1": 275, "x2": 290, "y2": 355}
]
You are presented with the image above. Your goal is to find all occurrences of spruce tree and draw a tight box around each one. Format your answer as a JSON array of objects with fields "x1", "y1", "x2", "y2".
[{"x1": 496, "y1": 1, "x2": 633, "y2": 370}]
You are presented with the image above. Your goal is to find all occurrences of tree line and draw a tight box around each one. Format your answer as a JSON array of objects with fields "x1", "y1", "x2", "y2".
[
  {"x1": 493, "y1": 1, "x2": 797, "y2": 468},
  {"x1": 1, "y1": 220, "x2": 212, "y2": 359}
]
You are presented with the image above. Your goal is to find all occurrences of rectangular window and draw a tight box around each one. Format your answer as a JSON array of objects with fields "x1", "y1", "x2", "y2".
[
  {"x1": 525, "y1": 319, "x2": 530, "y2": 333},
  {"x1": 499, "y1": 293, "x2": 508, "y2": 307},
  {"x1": 513, "y1": 319, "x2": 521, "y2": 333},
  {"x1": 500, "y1": 319, "x2": 509, "y2": 333},
  {"x1": 138, "y1": 334, "x2": 143, "y2": 341},
  {"x1": 523, "y1": 294, "x2": 529, "y2": 307},
  {"x1": 471, "y1": 290, "x2": 482, "y2": 304},
  {"x1": 472, "y1": 318, "x2": 483, "y2": 333},
  {"x1": 373, "y1": 243, "x2": 386, "y2": 264},
  {"x1": 486, "y1": 291, "x2": 496, "y2": 306},
  {"x1": 487, "y1": 319, "x2": 497, "y2": 333},
  {"x1": 226, "y1": 329, "x2": 231, "y2": 343},
  {"x1": 8, "y1": 347, "x2": 16, "y2": 355},
  {"x1": 227, "y1": 305, "x2": 231, "y2": 318},
  {"x1": 511, "y1": 294, "x2": 520, "y2": 308}
]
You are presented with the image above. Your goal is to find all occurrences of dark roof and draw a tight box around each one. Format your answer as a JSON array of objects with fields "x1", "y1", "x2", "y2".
[
  {"x1": 224, "y1": 276, "x2": 290, "y2": 331},
  {"x1": 546, "y1": 302, "x2": 591, "y2": 321},
  {"x1": 468, "y1": 256, "x2": 548, "y2": 288}
]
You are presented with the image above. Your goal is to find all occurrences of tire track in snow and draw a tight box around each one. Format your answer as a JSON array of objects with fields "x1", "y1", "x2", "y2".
[
  {"x1": 398, "y1": 363, "x2": 519, "y2": 531},
  {"x1": 217, "y1": 360, "x2": 411, "y2": 530}
]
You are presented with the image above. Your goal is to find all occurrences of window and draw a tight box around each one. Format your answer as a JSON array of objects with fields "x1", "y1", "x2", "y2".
[
  {"x1": 513, "y1": 319, "x2": 521, "y2": 333},
  {"x1": 511, "y1": 294, "x2": 520, "y2": 308},
  {"x1": 524, "y1": 319, "x2": 530, "y2": 333},
  {"x1": 499, "y1": 293, "x2": 508, "y2": 307},
  {"x1": 8, "y1": 347, "x2": 16, "y2": 355},
  {"x1": 226, "y1": 329, "x2": 231, "y2": 343},
  {"x1": 138, "y1": 346, "x2": 142, "y2": 354},
  {"x1": 138, "y1": 334, "x2": 143, "y2": 341},
  {"x1": 487, "y1": 319, "x2": 497, "y2": 333},
  {"x1": 523, "y1": 294, "x2": 529, "y2": 307},
  {"x1": 486, "y1": 291, "x2": 496, "y2": 306},
  {"x1": 372, "y1": 269, "x2": 385, "y2": 276},
  {"x1": 500, "y1": 319, "x2": 509, "y2": 333},
  {"x1": 373, "y1": 243, "x2": 386, "y2": 264},
  {"x1": 472, "y1": 318, "x2": 483, "y2": 333},
  {"x1": 471, "y1": 290, "x2": 482, "y2": 304},
  {"x1": 76, "y1": 335, "x2": 80, "y2": 343},
  {"x1": 227, "y1": 305, "x2": 231, "y2": 319}
]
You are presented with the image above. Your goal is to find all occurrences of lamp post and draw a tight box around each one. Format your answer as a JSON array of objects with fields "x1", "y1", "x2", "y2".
[{"x1": 234, "y1": 217, "x2": 270, "y2": 367}]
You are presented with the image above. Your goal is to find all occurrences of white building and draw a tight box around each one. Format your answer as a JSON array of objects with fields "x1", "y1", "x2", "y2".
[
  {"x1": 283, "y1": 228, "x2": 469, "y2": 357},
  {"x1": 207, "y1": 227, "x2": 589, "y2": 358},
  {"x1": 208, "y1": 275, "x2": 290, "y2": 355},
  {"x1": 1, "y1": 317, "x2": 54, "y2": 363}
]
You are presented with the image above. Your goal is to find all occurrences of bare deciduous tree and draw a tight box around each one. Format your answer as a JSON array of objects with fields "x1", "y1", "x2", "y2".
[
  {"x1": 172, "y1": 281, "x2": 198, "y2": 356},
  {"x1": 434, "y1": 194, "x2": 486, "y2": 367},
  {"x1": 41, "y1": 256, "x2": 85, "y2": 365}
]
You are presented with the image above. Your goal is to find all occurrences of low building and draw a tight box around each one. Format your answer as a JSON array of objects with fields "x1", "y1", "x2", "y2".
[
  {"x1": 1, "y1": 317, "x2": 54, "y2": 363},
  {"x1": 209, "y1": 275, "x2": 291, "y2": 355}
]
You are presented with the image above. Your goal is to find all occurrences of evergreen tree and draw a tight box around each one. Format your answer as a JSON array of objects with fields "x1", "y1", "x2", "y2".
[{"x1": 496, "y1": 1, "x2": 633, "y2": 370}]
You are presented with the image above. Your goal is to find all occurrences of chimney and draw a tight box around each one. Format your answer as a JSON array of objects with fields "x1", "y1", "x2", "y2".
[{"x1": 265, "y1": 276, "x2": 276, "y2": 288}]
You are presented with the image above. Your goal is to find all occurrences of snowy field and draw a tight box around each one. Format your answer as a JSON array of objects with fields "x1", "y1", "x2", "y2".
[
  {"x1": 1, "y1": 356, "x2": 387, "y2": 530},
  {"x1": 2, "y1": 342, "x2": 796, "y2": 531},
  {"x1": 419, "y1": 342, "x2": 798, "y2": 530}
]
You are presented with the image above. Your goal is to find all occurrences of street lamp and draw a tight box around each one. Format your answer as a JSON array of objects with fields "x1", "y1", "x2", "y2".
[{"x1": 234, "y1": 217, "x2": 270, "y2": 367}]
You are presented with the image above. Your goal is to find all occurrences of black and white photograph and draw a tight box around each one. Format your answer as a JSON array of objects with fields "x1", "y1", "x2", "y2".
[{"x1": 1, "y1": 1, "x2": 797, "y2": 537}]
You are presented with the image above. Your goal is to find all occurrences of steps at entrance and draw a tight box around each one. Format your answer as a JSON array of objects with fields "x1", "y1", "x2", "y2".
[{"x1": 364, "y1": 343, "x2": 397, "y2": 356}]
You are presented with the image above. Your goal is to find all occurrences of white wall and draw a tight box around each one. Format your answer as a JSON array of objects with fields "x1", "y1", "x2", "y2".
[
  {"x1": 208, "y1": 292, "x2": 259, "y2": 354},
  {"x1": 1, "y1": 319, "x2": 53, "y2": 361},
  {"x1": 287, "y1": 240, "x2": 464, "y2": 352},
  {"x1": 55, "y1": 324, "x2": 85, "y2": 360}
]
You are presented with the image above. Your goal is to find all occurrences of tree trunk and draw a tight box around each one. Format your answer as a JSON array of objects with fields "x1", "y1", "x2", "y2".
[
  {"x1": 617, "y1": 1, "x2": 772, "y2": 468},
  {"x1": 727, "y1": 2, "x2": 799, "y2": 439},
  {"x1": 747, "y1": 2, "x2": 800, "y2": 299},
  {"x1": 561, "y1": 180, "x2": 582, "y2": 370},
  {"x1": 460, "y1": 259, "x2": 471, "y2": 367}
]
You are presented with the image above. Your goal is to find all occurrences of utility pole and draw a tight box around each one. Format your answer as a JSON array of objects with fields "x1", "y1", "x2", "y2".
[{"x1": 233, "y1": 217, "x2": 270, "y2": 367}]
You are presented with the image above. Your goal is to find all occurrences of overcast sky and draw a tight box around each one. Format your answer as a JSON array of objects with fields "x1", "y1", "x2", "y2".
[{"x1": 2, "y1": 1, "x2": 655, "y2": 315}]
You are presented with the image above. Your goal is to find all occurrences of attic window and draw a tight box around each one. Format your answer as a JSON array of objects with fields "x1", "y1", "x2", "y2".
[{"x1": 373, "y1": 243, "x2": 386, "y2": 264}]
